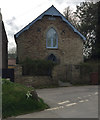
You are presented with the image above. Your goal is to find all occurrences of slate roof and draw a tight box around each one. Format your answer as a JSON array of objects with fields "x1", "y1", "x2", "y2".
[{"x1": 15, "y1": 5, "x2": 86, "y2": 40}]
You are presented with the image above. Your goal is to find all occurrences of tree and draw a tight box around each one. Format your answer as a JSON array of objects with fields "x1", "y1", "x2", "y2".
[
  {"x1": 74, "y1": 2, "x2": 99, "y2": 59},
  {"x1": 8, "y1": 47, "x2": 16, "y2": 54},
  {"x1": 63, "y1": 6, "x2": 72, "y2": 21},
  {"x1": 91, "y1": 1, "x2": 100, "y2": 59},
  {"x1": 63, "y1": 6, "x2": 79, "y2": 29},
  {"x1": 63, "y1": 2, "x2": 99, "y2": 59},
  {"x1": 8, "y1": 47, "x2": 16, "y2": 58}
]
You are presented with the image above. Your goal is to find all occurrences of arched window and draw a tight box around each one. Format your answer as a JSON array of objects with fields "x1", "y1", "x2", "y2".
[
  {"x1": 47, "y1": 54, "x2": 57, "y2": 62},
  {"x1": 46, "y1": 28, "x2": 58, "y2": 48}
]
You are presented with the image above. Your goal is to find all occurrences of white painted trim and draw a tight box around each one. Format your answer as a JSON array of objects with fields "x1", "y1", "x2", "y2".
[{"x1": 15, "y1": 5, "x2": 86, "y2": 40}]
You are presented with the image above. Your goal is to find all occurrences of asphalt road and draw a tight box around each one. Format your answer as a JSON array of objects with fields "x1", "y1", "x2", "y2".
[{"x1": 16, "y1": 85, "x2": 98, "y2": 118}]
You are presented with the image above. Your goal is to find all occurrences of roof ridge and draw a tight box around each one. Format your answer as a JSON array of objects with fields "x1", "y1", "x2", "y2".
[{"x1": 14, "y1": 5, "x2": 54, "y2": 38}]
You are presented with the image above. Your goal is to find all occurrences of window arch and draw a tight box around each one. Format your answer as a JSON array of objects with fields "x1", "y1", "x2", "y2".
[
  {"x1": 47, "y1": 54, "x2": 57, "y2": 62},
  {"x1": 46, "y1": 28, "x2": 58, "y2": 48}
]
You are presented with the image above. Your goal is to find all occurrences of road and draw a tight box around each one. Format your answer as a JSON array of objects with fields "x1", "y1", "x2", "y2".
[{"x1": 16, "y1": 85, "x2": 98, "y2": 118}]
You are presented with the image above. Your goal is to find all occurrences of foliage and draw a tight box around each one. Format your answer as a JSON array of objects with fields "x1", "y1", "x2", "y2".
[
  {"x1": 74, "y1": 2, "x2": 99, "y2": 58},
  {"x1": 8, "y1": 53, "x2": 16, "y2": 59},
  {"x1": 63, "y1": 6, "x2": 79, "y2": 28},
  {"x1": 8, "y1": 47, "x2": 16, "y2": 54},
  {"x1": 8, "y1": 47, "x2": 17, "y2": 60},
  {"x1": 26, "y1": 91, "x2": 32, "y2": 99},
  {"x1": 21, "y1": 58, "x2": 56, "y2": 76},
  {"x1": 63, "y1": 2, "x2": 100, "y2": 59},
  {"x1": 91, "y1": 1, "x2": 100, "y2": 59},
  {"x1": 80, "y1": 63, "x2": 96, "y2": 74},
  {"x1": 71, "y1": 63, "x2": 98, "y2": 85},
  {"x1": 2, "y1": 79, "x2": 49, "y2": 118}
]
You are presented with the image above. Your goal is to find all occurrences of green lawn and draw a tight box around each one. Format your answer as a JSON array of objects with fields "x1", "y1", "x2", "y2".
[{"x1": 2, "y1": 79, "x2": 49, "y2": 118}]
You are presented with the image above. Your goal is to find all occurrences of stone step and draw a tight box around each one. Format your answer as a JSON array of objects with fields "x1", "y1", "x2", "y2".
[{"x1": 58, "y1": 80, "x2": 72, "y2": 87}]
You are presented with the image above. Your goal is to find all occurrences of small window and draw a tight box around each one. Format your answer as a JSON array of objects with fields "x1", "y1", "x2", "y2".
[
  {"x1": 47, "y1": 54, "x2": 57, "y2": 62},
  {"x1": 46, "y1": 28, "x2": 58, "y2": 48},
  {"x1": 48, "y1": 17, "x2": 56, "y2": 21}
]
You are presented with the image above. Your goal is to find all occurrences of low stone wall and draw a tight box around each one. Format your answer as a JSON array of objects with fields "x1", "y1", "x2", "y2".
[
  {"x1": 14, "y1": 65, "x2": 58, "y2": 88},
  {"x1": 52, "y1": 64, "x2": 98, "y2": 85},
  {"x1": 15, "y1": 76, "x2": 53, "y2": 88},
  {"x1": 14, "y1": 64, "x2": 98, "y2": 88}
]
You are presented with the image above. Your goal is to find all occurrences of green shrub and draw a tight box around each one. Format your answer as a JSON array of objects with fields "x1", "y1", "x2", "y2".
[
  {"x1": 80, "y1": 62, "x2": 98, "y2": 73},
  {"x1": 21, "y1": 58, "x2": 56, "y2": 76},
  {"x1": 2, "y1": 79, "x2": 49, "y2": 118}
]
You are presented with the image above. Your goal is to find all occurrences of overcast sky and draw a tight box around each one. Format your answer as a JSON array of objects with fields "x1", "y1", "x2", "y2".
[{"x1": 0, "y1": 0, "x2": 98, "y2": 50}]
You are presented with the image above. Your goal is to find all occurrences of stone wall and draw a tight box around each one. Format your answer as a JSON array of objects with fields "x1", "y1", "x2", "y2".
[
  {"x1": 15, "y1": 15, "x2": 83, "y2": 65},
  {"x1": 15, "y1": 76, "x2": 53, "y2": 88},
  {"x1": 14, "y1": 63, "x2": 98, "y2": 87},
  {"x1": 14, "y1": 65, "x2": 57, "y2": 88},
  {"x1": 53, "y1": 64, "x2": 98, "y2": 85},
  {"x1": 52, "y1": 64, "x2": 67, "y2": 82}
]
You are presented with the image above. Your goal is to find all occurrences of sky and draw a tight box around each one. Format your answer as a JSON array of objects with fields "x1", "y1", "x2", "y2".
[{"x1": 0, "y1": 0, "x2": 98, "y2": 51}]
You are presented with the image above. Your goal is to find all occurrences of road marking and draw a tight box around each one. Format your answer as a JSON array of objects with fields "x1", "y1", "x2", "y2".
[
  {"x1": 85, "y1": 99, "x2": 89, "y2": 102},
  {"x1": 79, "y1": 100, "x2": 84, "y2": 103},
  {"x1": 78, "y1": 97, "x2": 81, "y2": 99},
  {"x1": 66, "y1": 103, "x2": 77, "y2": 107},
  {"x1": 58, "y1": 100, "x2": 70, "y2": 105},
  {"x1": 88, "y1": 95, "x2": 91, "y2": 96},
  {"x1": 58, "y1": 106, "x2": 64, "y2": 109},
  {"x1": 95, "y1": 92, "x2": 98, "y2": 95},
  {"x1": 46, "y1": 106, "x2": 64, "y2": 111}
]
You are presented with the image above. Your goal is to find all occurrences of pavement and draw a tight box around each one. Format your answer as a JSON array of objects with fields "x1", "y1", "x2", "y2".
[{"x1": 15, "y1": 85, "x2": 98, "y2": 118}]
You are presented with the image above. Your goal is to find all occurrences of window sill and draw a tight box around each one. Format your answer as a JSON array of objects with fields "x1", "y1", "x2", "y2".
[{"x1": 46, "y1": 47, "x2": 58, "y2": 50}]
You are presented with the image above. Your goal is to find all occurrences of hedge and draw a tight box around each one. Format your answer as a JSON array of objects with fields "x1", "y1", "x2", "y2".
[{"x1": 20, "y1": 58, "x2": 56, "y2": 76}]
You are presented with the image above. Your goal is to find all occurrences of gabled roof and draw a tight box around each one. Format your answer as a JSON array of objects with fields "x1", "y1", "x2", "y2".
[{"x1": 15, "y1": 5, "x2": 86, "y2": 40}]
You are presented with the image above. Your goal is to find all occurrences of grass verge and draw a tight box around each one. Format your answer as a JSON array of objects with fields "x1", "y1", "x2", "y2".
[{"x1": 2, "y1": 79, "x2": 49, "y2": 118}]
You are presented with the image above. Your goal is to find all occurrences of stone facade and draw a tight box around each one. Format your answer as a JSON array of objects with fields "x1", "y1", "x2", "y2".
[
  {"x1": 14, "y1": 6, "x2": 85, "y2": 86},
  {"x1": 15, "y1": 15, "x2": 83, "y2": 65}
]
